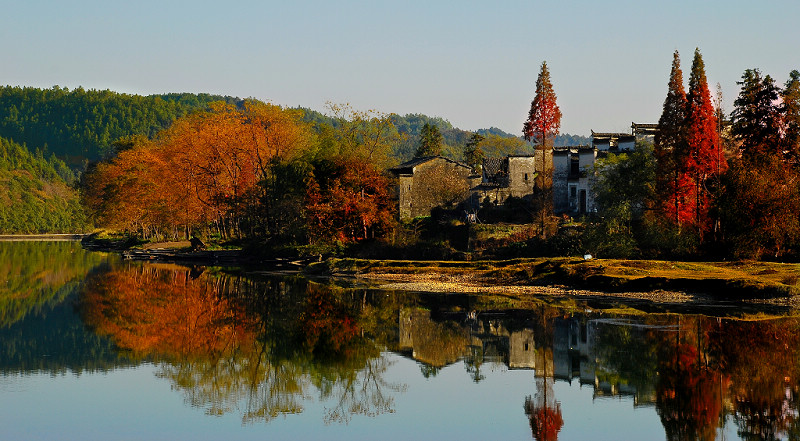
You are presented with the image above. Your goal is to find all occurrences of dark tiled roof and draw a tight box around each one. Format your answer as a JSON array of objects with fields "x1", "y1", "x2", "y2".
[
  {"x1": 482, "y1": 157, "x2": 509, "y2": 187},
  {"x1": 388, "y1": 156, "x2": 470, "y2": 175}
]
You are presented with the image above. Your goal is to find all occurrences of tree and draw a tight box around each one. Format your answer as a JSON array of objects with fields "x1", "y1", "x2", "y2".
[
  {"x1": 523, "y1": 61, "x2": 561, "y2": 237},
  {"x1": 782, "y1": 70, "x2": 800, "y2": 166},
  {"x1": 685, "y1": 48, "x2": 726, "y2": 234},
  {"x1": 588, "y1": 141, "x2": 656, "y2": 257},
  {"x1": 414, "y1": 123, "x2": 443, "y2": 157},
  {"x1": 305, "y1": 156, "x2": 395, "y2": 244},
  {"x1": 463, "y1": 133, "x2": 485, "y2": 172},
  {"x1": 655, "y1": 51, "x2": 689, "y2": 227},
  {"x1": 731, "y1": 69, "x2": 783, "y2": 160},
  {"x1": 523, "y1": 61, "x2": 562, "y2": 146}
]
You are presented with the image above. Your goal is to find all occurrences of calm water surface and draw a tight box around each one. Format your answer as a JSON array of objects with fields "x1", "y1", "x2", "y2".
[{"x1": 1, "y1": 241, "x2": 799, "y2": 440}]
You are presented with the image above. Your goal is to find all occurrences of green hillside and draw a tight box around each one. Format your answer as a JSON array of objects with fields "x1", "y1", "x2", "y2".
[
  {"x1": 0, "y1": 86, "x2": 238, "y2": 165},
  {"x1": 0, "y1": 136, "x2": 88, "y2": 233}
]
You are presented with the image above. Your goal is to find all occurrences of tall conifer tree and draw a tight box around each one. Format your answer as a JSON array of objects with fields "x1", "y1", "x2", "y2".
[
  {"x1": 655, "y1": 51, "x2": 689, "y2": 226},
  {"x1": 685, "y1": 48, "x2": 726, "y2": 232},
  {"x1": 731, "y1": 69, "x2": 783, "y2": 159},
  {"x1": 782, "y1": 70, "x2": 800, "y2": 165},
  {"x1": 523, "y1": 61, "x2": 561, "y2": 236}
]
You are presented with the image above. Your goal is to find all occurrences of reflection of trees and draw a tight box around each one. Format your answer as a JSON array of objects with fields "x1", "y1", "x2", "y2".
[
  {"x1": 0, "y1": 241, "x2": 108, "y2": 328},
  {"x1": 649, "y1": 316, "x2": 800, "y2": 441},
  {"x1": 0, "y1": 241, "x2": 122, "y2": 374},
  {"x1": 712, "y1": 319, "x2": 800, "y2": 439},
  {"x1": 80, "y1": 265, "x2": 404, "y2": 424}
]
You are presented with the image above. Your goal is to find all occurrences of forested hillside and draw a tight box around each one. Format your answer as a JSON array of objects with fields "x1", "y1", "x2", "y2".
[
  {"x1": 0, "y1": 136, "x2": 88, "y2": 233},
  {"x1": 0, "y1": 86, "x2": 239, "y2": 165}
]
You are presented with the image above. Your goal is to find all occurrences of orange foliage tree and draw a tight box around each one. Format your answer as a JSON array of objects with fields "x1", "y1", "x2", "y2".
[{"x1": 82, "y1": 101, "x2": 310, "y2": 239}]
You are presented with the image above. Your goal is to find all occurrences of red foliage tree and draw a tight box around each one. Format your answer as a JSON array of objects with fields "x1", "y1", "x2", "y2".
[
  {"x1": 523, "y1": 61, "x2": 562, "y2": 146},
  {"x1": 655, "y1": 51, "x2": 689, "y2": 227},
  {"x1": 305, "y1": 157, "x2": 395, "y2": 244},
  {"x1": 523, "y1": 61, "x2": 561, "y2": 234},
  {"x1": 685, "y1": 48, "x2": 727, "y2": 233}
]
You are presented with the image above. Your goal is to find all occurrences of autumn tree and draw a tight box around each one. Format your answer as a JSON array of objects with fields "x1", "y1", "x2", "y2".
[
  {"x1": 81, "y1": 101, "x2": 311, "y2": 240},
  {"x1": 322, "y1": 103, "x2": 404, "y2": 168},
  {"x1": 716, "y1": 67, "x2": 800, "y2": 258},
  {"x1": 655, "y1": 51, "x2": 689, "y2": 227},
  {"x1": 684, "y1": 48, "x2": 726, "y2": 234},
  {"x1": 305, "y1": 156, "x2": 395, "y2": 244},
  {"x1": 523, "y1": 61, "x2": 561, "y2": 236},
  {"x1": 414, "y1": 123, "x2": 443, "y2": 157}
]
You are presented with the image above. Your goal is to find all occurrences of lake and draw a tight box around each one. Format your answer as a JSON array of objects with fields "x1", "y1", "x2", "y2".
[{"x1": 1, "y1": 241, "x2": 799, "y2": 440}]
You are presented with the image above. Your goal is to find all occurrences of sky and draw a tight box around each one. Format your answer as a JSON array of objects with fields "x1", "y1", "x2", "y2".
[{"x1": 2, "y1": 0, "x2": 799, "y2": 136}]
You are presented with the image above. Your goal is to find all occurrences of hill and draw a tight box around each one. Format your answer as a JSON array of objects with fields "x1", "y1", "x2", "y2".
[
  {"x1": 0, "y1": 136, "x2": 88, "y2": 233},
  {"x1": 0, "y1": 86, "x2": 239, "y2": 166}
]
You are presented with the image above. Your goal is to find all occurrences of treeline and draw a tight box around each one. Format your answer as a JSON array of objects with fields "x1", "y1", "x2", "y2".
[
  {"x1": 1, "y1": 85, "x2": 590, "y2": 171},
  {"x1": 587, "y1": 49, "x2": 800, "y2": 260},
  {"x1": 303, "y1": 107, "x2": 588, "y2": 163},
  {"x1": 0, "y1": 136, "x2": 89, "y2": 233},
  {"x1": 0, "y1": 86, "x2": 239, "y2": 165}
]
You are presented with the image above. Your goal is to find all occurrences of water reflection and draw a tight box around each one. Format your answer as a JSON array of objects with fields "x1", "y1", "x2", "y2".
[
  {"x1": 80, "y1": 263, "x2": 404, "y2": 424},
  {"x1": 0, "y1": 241, "x2": 122, "y2": 374},
  {"x1": 4, "y1": 243, "x2": 800, "y2": 440}
]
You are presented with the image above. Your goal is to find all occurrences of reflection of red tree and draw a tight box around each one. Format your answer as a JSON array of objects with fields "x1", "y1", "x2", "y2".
[
  {"x1": 525, "y1": 376, "x2": 564, "y2": 441},
  {"x1": 526, "y1": 403, "x2": 563, "y2": 441},
  {"x1": 301, "y1": 284, "x2": 361, "y2": 358},
  {"x1": 657, "y1": 342, "x2": 727, "y2": 441},
  {"x1": 712, "y1": 319, "x2": 800, "y2": 438},
  {"x1": 81, "y1": 265, "x2": 256, "y2": 360}
]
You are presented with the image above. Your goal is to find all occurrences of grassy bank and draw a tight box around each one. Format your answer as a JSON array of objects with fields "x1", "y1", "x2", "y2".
[{"x1": 308, "y1": 257, "x2": 800, "y2": 300}]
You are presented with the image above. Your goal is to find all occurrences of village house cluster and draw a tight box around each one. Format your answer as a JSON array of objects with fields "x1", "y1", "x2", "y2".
[{"x1": 390, "y1": 123, "x2": 657, "y2": 221}]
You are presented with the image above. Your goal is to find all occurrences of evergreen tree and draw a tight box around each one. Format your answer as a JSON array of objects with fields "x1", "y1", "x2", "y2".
[
  {"x1": 731, "y1": 69, "x2": 783, "y2": 159},
  {"x1": 685, "y1": 48, "x2": 726, "y2": 233},
  {"x1": 463, "y1": 133, "x2": 485, "y2": 172},
  {"x1": 414, "y1": 122, "x2": 442, "y2": 157},
  {"x1": 782, "y1": 70, "x2": 800, "y2": 166},
  {"x1": 655, "y1": 51, "x2": 689, "y2": 226}
]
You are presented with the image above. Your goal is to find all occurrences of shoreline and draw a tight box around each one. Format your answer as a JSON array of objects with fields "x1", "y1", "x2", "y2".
[
  {"x1": 0, "y1": 234, "x2": 85, "y2": 241},
  {"x1": 72, "y1": 238, "x2": 800, "y2": 308}
]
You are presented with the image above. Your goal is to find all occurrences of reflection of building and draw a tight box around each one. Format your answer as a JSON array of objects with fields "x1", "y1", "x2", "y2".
[
  {"x1": 552, "y1": 317, "x2": 656, "y2": 406},
  {"x1": 396, "y1": 308, "x2": 656, "y2": 406}
]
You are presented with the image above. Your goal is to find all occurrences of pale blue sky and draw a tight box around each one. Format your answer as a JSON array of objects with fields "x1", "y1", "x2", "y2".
[{"x1": 2, "y1": 1, "x2": 799, "y2": 136}]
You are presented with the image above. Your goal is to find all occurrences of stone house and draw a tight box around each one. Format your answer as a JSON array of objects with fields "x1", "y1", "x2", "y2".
[
  {"x1": 389, "y1": 124, "x2": 655, "y2": 220},
  {"x1": 389, "y1": 156, "x2": 479, "y2": 221},
  {"x1": 472, "y1": 155, "x2": 540, "y2": 206},
  {"x1": 553, "y1": 124, "x2": 654, "y2": 216},
  {"x1": 553, "y1": 145, "x2": 596, "y2": 215}
]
